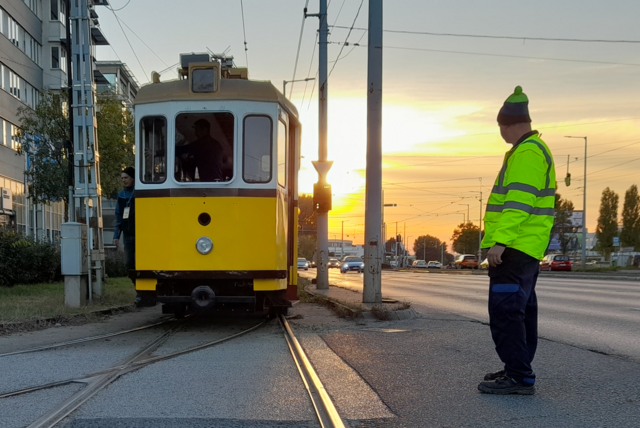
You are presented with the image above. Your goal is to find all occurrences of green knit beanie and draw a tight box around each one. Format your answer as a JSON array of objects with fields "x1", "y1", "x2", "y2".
[{"x1": 497, "y1": 86, "x2": 531, "y2": 126}]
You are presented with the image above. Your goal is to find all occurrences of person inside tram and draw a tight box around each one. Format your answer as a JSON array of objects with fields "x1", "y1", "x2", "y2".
[{"x1": 175, "y1": 119, "x2": 224, "y2": 182}]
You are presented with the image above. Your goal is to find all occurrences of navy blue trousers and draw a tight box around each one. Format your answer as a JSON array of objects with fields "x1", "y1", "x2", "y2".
[
  {"x1": 122, "y1": 234, "x2": 136, "y2": 271},
  {"x1": 488, "y1": 247, "x2": 539, "y2": 385}
]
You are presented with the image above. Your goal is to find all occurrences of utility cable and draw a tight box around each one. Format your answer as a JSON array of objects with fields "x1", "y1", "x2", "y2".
[
  {"x1": 290, "y1": 1, "x2": 310, "y2": 98},
  {"x1": 240, "y1": 0, "x2": 249, "y2": 69},
  {"x1": 328, "y1": 0, "x2": 365, "y2": 78},
  {"x1": 109, "y1": 9, "x2": 149, "y2": 82},
  {"x1": 328, "y1": 41, "x2": 640, "y2": 67},
  {"x1": 108, "y1": 0, "x2": 131, "y2": 12},
  {"x1": 301, "y1": 31, "x2": 318, "y2": 108},
  {"x1": 330, "y1": 25, "x2": 640, "y2": 44}
]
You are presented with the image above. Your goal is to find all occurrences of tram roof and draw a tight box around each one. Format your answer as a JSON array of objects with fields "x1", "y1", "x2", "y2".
[{"x1": 135, "y1": 78, "x2": 299, "y2": 119}]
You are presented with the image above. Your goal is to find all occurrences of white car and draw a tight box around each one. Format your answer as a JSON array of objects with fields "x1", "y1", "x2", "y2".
[
  {"x1": 297, "y1": 258, "x2": 309, "y2": 270},
  {"x1": 426, "y1": 261, "x2": 442, "y2": 269}
]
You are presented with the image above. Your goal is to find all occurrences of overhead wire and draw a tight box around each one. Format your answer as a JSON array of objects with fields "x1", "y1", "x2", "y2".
[
  {"x1": 330, "y1": 25, "x2": 640, "y2": 44},
  {"x1": 109, "y1": 0, "x2": 131, "y2": 12},
  {"x1": 328, "y1": 41, "x2": 640, "y2": 67},
  {"x1": 108, "y1": 8, "x2": 149, "y2": 82},
  {"x1": 289, "y1": 0, "x2": 310, "y2": 98},
  {"x1": 328, "y1": 0, "x2": 365, "y2": 78},
  {"x1": 240, "y1": 0, "x2": 250, "y2": 69}
]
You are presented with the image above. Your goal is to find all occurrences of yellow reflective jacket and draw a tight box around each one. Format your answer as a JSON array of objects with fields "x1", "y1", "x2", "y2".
[{"x1": 482, "y1": 132, "x2": 556, "y2": 260}]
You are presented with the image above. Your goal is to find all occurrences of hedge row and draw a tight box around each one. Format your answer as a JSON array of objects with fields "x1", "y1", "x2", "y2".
[{"x1": 0, "y1": 232, "x2": 129, "y2": 287}]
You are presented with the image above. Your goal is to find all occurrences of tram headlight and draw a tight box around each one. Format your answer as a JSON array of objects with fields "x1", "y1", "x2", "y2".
[{"x1": 196, "y1": 237, "x2": 213, "y2": 255}]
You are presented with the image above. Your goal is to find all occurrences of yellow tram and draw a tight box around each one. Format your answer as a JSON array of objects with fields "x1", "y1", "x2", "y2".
[{"x1": 132, "y1": 54, "x2": 301, "y2": 316}]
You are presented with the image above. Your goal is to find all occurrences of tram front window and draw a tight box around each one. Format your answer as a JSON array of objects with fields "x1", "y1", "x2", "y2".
[{"x1": 174, "y1": 112, "x2": 234, "y2": 182}]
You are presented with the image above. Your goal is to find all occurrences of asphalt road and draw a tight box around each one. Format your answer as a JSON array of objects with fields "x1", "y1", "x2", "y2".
[{"x1": 320, "y1": 269, "x2": 640, "y2": 363}]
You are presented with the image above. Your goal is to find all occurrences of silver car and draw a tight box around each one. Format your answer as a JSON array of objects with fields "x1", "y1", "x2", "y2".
[
  {"x1": 340, "y1": 256, "x2": 365, "y2": 274},
  {"x1": 297, "y1": 258, "x2": 309, "y2": 270}
]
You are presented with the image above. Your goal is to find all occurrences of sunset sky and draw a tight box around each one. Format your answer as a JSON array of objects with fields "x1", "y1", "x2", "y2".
[{"x1": 97, "y1": 0, "x2": 640, "y2": 250}]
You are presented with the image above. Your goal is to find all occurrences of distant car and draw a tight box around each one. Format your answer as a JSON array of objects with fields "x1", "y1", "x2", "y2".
[
  {"x1": 340, "y1": 256, "x2": 365, "y2": 274},
  {"x1": 297, "y1": 258, "x2": 309, "y2": 270},
  {"x1": 455, "y1": 255, "x2": 478, "y2": 269},
  {"x1": 412, "y1": 260, "x2": 427, "y2": 268},
  {"x1": 540, "y1": 254, "x2": 572, "y2": 271},
  {"x1": 389, "y1": 260, "x2": 398, "y2": 268},
  {"x1": 309, "y1": 259, "x2": 316, "y2": 268},
  {"x1": 426, "y1": 261, "x2": 441, "y2": 269},
  {"x1": 328, "y1": 258, "x2": 341, "y2": 269}
]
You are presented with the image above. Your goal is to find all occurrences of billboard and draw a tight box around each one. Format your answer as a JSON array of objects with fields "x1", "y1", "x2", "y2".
[{"x1": 569, "y1": 210, "x2": 584, "y2": 229}]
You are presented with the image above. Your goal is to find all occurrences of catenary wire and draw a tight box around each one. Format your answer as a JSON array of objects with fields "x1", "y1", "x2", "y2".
[
  {"x1": 289, "y1": 0, "x2": 310, "y2": 98},
  {"x1": 328, "y1": 41, "x2": 640, "y2": 67},
  {"x1": 240, "y1": 0, "x2": 250, "y2": 69},
  {"x1": 330, "y1": 25, "x2": 640, "y2": 44},
  {"x1": 108, "y1": 0, "x2": 131, "y2": 12},
  {"x1": 109, "y1": 8, "x2": 149, "y2": 82},
  {"x1": 328, "y1": 0, "x2": 365, "y2": 78}
]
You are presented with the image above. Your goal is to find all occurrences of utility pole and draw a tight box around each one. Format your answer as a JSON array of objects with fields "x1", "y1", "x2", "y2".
[
  {"x1": 565, "y1": 136, "x2": 588, "y2": 267},
  {"x1": 363, "y1": 0, "x2": 383, "y2": 304},
  {"x1": 307, "y1": 1, "x2": 332, "y2": 289}
]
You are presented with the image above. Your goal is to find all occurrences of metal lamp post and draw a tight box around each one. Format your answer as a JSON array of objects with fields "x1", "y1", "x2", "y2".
[
  {"x1": 282, "y1": 77, "x2": 315, "y2": 97},
  {"x1": 565, "y1": 136, "x2": 588, "y2": 267}
]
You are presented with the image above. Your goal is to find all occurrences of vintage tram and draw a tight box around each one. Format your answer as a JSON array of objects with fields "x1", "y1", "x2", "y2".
[{"x1": 132, "y1": 54, "x2": 301, "y2": 316}]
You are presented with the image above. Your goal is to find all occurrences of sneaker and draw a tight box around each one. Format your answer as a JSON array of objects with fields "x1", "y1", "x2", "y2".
[
  {"x1": 484, "y1": 369, "x2": 506, "y2": 381},
  {"x1": 478, "y1": 375, "x2": 535, "y2": 395}
]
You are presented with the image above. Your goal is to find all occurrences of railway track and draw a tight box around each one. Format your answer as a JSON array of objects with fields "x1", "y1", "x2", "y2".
[{"x1": 0, "y1": 314, "x2": 346, "y2": 428}]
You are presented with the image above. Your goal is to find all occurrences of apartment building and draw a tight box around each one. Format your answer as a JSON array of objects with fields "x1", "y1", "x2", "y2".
[{"x1": 0, "y1": 0, "x2": 109, "y2": 239}]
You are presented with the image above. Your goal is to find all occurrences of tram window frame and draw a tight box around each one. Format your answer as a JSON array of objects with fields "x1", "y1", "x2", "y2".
[
  {"x1": 277, "y1": 120, "x2": 287, "y2": 187},
  {"x1": 140, "y1": 116, "x2": 167, "y2": 184},
  {"x1": 174, "y1": 112, "x2": 234, "y2": 183},
  {"x1": 242, "y1": 115, "x2": 273, "y2": 184}
]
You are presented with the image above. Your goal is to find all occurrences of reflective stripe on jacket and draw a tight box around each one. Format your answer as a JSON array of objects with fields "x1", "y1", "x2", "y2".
[{"x1": 481, "y1": 133, "x2": 556, "y2": 260}]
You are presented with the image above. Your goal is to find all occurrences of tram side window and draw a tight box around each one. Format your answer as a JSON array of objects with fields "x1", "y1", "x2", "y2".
[
  {"x1": 277, "y1": 120, "x2": 287, "y2": 187},
  {"x1": 174, "y1": 112, "x2": 234, "y2": 182},
  {"x1": 243, "y1": 116, "x2": 272, "y2": 183},
  {"x1": 140, "y1": 116, "x2": 167, "y2": 183}
]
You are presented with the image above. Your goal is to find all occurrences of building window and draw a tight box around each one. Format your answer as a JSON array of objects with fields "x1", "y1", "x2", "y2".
[
  {"x1": 50, "y1": 0, "x2": 58, "y2": 20},
  {"x1": 51, "y1": 47, "x2": 59, "y2": 69}
]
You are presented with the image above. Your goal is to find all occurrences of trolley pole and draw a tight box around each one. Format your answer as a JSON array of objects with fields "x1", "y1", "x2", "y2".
[
  {"x1": 363, "y1": 0, "x2": 383, "y2": 303},
  {"x1": 308, "y1": 0, "x2": 332, "y2": 289}
]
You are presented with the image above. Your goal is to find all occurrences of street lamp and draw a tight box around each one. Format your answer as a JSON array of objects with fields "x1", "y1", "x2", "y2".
[
  {"x1": 565, "y1": 136, "x2": 588, "y2": 267},
  {"x1": 282, "y1": 78, "x2": 315, "y2": 97}
]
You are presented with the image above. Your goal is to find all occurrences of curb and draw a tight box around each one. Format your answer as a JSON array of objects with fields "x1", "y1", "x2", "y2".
[
  {"x1": 304, "y1": 286, "x2": 417, "y2": 321},
  {"x1": 0, "y1": 304, "x2": 135, "y2": 335}
]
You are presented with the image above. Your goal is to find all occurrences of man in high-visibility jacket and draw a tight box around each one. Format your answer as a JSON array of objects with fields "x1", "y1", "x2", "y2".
[{"x1": 478, "y1": 86, "x2": 555, "y2": 395}]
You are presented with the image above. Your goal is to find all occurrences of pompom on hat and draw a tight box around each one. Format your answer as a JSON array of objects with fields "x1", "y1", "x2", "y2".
[{"x1": 497, "y1": 86, "x2": 532, "y2": 126}]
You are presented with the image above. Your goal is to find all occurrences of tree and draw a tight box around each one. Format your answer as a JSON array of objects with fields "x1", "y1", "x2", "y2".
[
  {"x1": 595, "y1": 187, "x2": 619, "y2": 260},
  {"x1": 413, "y1": 235, "x2": 450, "y2": 262},
  {"x1": 97, "y1": 93, "x2": 134, "y2": 199},
  {"x1": 620, "y1": 184, "x2": 640, "y2": 251},
  {"x1": 298, "y1": 194, "x2": 317, "y2": 236},
  {"x1": 17, "y1": 91, "x2": 70, "y2": 212},
  {"x1": 551, "y1": 193, "x2": 577, "y2": 255},
  {"x1": 18, "y1": 91, "x2": 136, "y2": 216},
  {"x1": 298, "y1": 235, "x2": 316, "y2": 260},
  {"x1": 451, "y1": 222, "x2": 482, "y2": 255}
]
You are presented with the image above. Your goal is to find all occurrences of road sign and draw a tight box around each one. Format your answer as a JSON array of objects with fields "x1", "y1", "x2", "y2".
[{"x1": 613, "y1": 237, "x2": 620, "y2": 246}]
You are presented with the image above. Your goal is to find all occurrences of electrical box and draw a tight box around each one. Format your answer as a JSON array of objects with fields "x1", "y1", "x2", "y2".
[
  {"x1": 313, "y1": 182, "x2": 332, "y2": 213},
  {"x1": 61, "y1": 222, "x2": 88, "y2": 275}
]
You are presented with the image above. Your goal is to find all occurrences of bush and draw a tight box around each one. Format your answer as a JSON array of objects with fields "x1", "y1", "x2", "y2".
[
  {"x1": 105, "y1": 249, "x2": 129, "y2": 278},
  {"x1": 0, "y1": 231, "x2": 61, "y2": 287}
]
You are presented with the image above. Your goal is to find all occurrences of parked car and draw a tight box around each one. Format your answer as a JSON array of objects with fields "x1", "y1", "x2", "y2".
[
  {"x1": 328, "y1": 258, "x2": 341, "y2": 269},
  {"x1": 426, "y1": 261, "x2": 442, "y2": 269},
  {"x1": 297, "y1": 258, "x2": 309, "y2": 270},
  {"x1": 455, "y1": 255, "x2": 478, "y2": 269},
  {"x1": 389, "y1": 260, "x2": 398, "y2": 268},
  {"x1": 540, "y1": 254, "x2": 572, "y2": 271},
  {"x1": 412, "y1": 260, "x2": 427, "y2": 268},
  {"x1": 340, "y1": 256, "x2": 365, "y2": 274}
]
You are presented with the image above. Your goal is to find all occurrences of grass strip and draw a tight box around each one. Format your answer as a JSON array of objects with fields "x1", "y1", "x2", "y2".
[{"x1": 0, "y1": 277, "x2": 136, "y2": 324}]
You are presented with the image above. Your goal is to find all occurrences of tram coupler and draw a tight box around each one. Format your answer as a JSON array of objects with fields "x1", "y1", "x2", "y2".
[{"x1": 191, "y1": 286, "x2": 216, "y2": 312}]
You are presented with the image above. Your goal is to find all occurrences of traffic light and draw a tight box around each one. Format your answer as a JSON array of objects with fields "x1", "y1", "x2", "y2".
[
  {"x1": 313, "y1": 182, "x2": 332, "y2": 213},
  {"x1": 565, "y1": 173, "x2": 571, "y2": 187}
]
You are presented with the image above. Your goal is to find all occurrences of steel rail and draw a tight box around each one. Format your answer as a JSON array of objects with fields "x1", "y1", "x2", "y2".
[
  {"x1": 1, "y1": 317, "x2": 268, "y2": 428},
  {"x1": 279, "y1": 314, "x2": 346, "y2": 428},
  {"x1": 0, "y1": 317, "x2": 176, "y2": 358}
]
